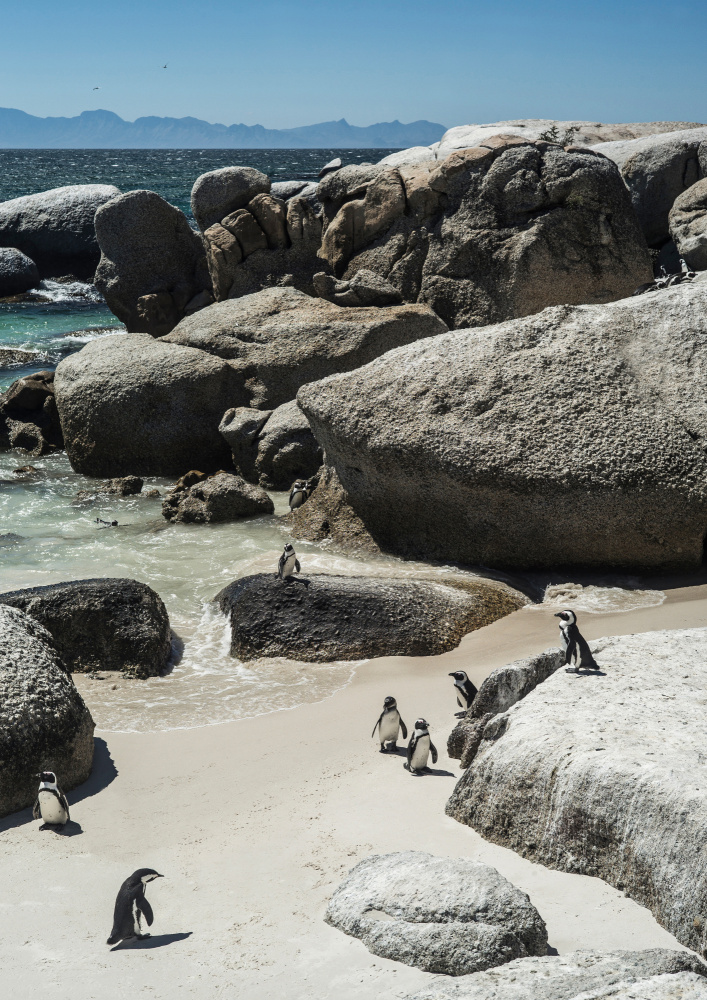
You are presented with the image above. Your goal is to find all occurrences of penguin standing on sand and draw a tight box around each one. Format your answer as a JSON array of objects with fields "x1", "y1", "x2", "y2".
[
  {"x1": 277, "y1": 542, "x2": 301, "y2": 580},
  {"x1": 33, "y1": 771, "x2": 70, "y2": 828},
  {"x1": 448, "y1": 670, "x2": 477, "y2": 717},
  {"x1": 407, "y1": 719, "x2": 438, "y2": 775},
  {"x1": 372, "y1": 696, "x2": 408, "y2": 752},
  {"x1": 288, "y1": 480, "x2": 310, "y2": 512},
  {"x1": 107, "y1": 869, "x2": 164, "y2": 945},
  {"x1": 555, "y1": 609, "x2": 599, "y2": 673}
]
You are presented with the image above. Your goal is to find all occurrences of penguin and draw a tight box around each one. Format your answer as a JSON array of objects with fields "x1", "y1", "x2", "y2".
[
  {"x1": 554, "y1": 609, "x2": 599, "y2": 673},
  {"x1": 107, "y1": 869, "x2": 164, "y2": 945},
  {"x1": 288, "y1": 480, "x2": 310, "y2": 512},
  {"x1": 371, "y1": 696, "x2": 408, "y2": 752},
  {"x1": 680, "y1": 258, "x2": 696, "y2": 280},
  {"x1": 277, "y1": 542, "x2": 300, "y2": 580},
  {"x1": 448, "y1": 670, "x2": 477, "y2": 717},
  {"x1": 406, "y1": 719, "x2": 438, "y2": 775},
  {"x1": 32, "y1": 771, "x2": 70, "y2": 828},
  {"x1": 96, "y1": 517, "x2": 118, "y2": 527}
]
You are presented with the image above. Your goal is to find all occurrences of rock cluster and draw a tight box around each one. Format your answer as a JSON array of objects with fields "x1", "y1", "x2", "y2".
[
  {"x1": 0, "y1": 369, "x2": 63, "y2": 455},
  {"x1": 215, "y1": 573, "x2": 526, "y2": 662},
  {"x1": 0, "y1": 604, "x2": 94, "y2": 817},
  {"x1": 445, "y1": 628, "x2": 707, "y2": 957},
  {"x1": 325, "y1": 852, "x2": 548, "y2": 975},
  {"x1": 219, "y1": 400, "x2": 322, "y2": 489},
  {"x1": 0, "y1": 578, "x2": 172, "y2": 678},
  {"x1": 161, "y1": 471, "x2": 273, "y2": 523}
]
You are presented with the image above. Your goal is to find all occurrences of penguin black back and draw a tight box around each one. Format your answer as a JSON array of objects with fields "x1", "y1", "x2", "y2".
[
  {"x1": 107, "y1": 868, "x2": 163, "y2": 945},
  {"x1": 554, "y1": 609, "x2": 599, "y2": 672}
]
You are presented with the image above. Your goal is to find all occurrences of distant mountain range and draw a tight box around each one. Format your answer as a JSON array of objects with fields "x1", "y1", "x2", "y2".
[{"x1": 0, "y1": 108, "x2": 446, "y2": 149}]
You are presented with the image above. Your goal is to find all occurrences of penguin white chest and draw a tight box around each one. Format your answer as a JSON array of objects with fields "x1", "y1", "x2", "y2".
[
  {"x1": 290, "y1": 491, "x2": 305, "y2": 510},
  {"x1": 38, "y1": 791, "x2": 67, "y2": 825},
  {"x1": 282, "y1": 554, "x2": 296, "y2": 578},
  {"x1": 410, "y1": 735, "x2": 430, "y2": 771},
  {"x1": 379, "y1": 711, "x2": 400, "y2": 743},
  {"x1": 456, "y1": 685, "x2": 470, "y2": 708}
]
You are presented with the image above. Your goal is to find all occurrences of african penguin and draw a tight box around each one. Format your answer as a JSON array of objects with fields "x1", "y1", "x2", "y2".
[
  {"x1": 555, "y1": 609, "x2": 599, "y2": 673},
  {"x1": 372, "y1": 696, "x2": 408, "y2": 752},
  {"x1": 288, "y1": 480, "x2": 309, "y2": 512},
  {"x1": 277, "y1": 542, "x2": 301, "y2": 580},
  {"x1": 448, "y1": 670, "x2": 477, "y2": 717},
  {"x1": 406, "y1": 718, "x2": 438, "y2": 775},
  {"x1": 107, "y1": 869, "x2": 164, "y2": 945},
  {"x1": 32, "y1": 771, "x2": 70, "y2": 828}
]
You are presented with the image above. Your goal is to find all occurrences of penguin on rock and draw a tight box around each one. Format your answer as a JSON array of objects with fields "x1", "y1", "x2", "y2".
[
  {"x1": 277, "y1": 542, "x2": 301, "y2": 580},
  {"x1": 33, "y1": 771, "x2": 70, "y2": 828},
  {"x1": 406, "y1": 718, "x2": 438, "y2": 775},
  {"x1": 448, "y1": 670, "x2": 477, "y2": 717},
  {"x1": 554, "y1": 609, "x2": 599, "y2": 673},
  {"x1": 107, "y1": 869, "x2": 164, "y2": 945},
  {"x1": 372, "y1": 696, "x2": 408, "y2": 752},
  {"x1": 288, "y1": 480, "x2": 310, "y2": 512}
]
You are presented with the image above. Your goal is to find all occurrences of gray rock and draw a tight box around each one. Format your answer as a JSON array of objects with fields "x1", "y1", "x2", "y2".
[
  {"x1": 221, "y1": 401, "x2": 321, "y2": 489},
  {"x1": 670, "y1": 178, "x2": 707, "y2": 270},
  {"x1": 313, "y1": 268, "x2": 403, "y2": 307},
  {"x1": 325, "y1": 851, "x2": 548, "y2": 975},
  {"x1": 445, "y1": 627, "x2": 707, "y2": 957},
  {"x1": 0, "y1": 184, "x2": 121, "y2": 279},
  {"x1": 591, "y1": 127, "x2": 707, "y2": 245},
  {"x1": 318, "y1": 140, "x2": 652, "y2": 328},
  {"x1": 318, "y1": 156, "x2": 342, "y2": 178},
  {"x1": 270, "y1": 180, "x2": 310, "y2": 201},
  {"x1": 94, "y1": 190, "x2": 210, "y2": 336},
  {"x1": 190, "y1": 166, "x2": 270, "y2": 233},
  {"x1": 54, "y1": 333, "x2": 241, "y2": 476},
  {"x1": 297, "y1": 275, "x2": 707, "y2": 571},
  {"x1": 0, "y1": 604, "x2": 94, "y2": 817},
  {"x1": 0, "y1": 247, "x2": 39, "y2": 297},
  {"x1": 0, "y1": 578, "x2": 172, "y2": 679},
  {"x1": 215, "y1": 573, "x2": 526, "y2": 662},
  {"x1": 75, "y1": 475, "x2": 143, "y2": 501},
  {"x1": 219, "y1": 407, "x2": 272, "y2": 473},
  {"x1": 0, "y1": 369, "x2": 62, "y2": 455},
  {"x1": 162, "y1": 286, "x2": 448, "y2": 409},
  {"x1": 405, "y1": 950, "x2": 707, "y2": 1000},
  {"x1": 377, "y1": 147, "x2": 436, "y2": 168},
  {"x1": 291, "y1": 465, "x2": 380, "y2": 555},
  {"x1": 161, "y1": 471, "x2": 273, "y2": 523},
  {"x1": 0, "y1": 347, "x2": 46, "y2": 368}
]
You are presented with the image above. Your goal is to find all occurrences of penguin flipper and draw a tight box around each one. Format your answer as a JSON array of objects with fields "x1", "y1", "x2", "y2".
[
  {"x1": 400, "y1": 718, "x2": 408, "y2": 740},
  {"x1": 32, "y1": 797, "x2": 41, "y2": 820},
  {"x1": 372, "y1": 712, "x2": 384, "y2": 739},
  {"x1": 577, "y1": 634, "x2": 599, "y2": 669},
  {"x1": 406, "y1": 736, "x2": 415, "y2": 766},
  {"x1": 137, "y1": 896, "x2": 154, "y2": 927},
  {"x1": 59, "y1": 793, "x2": 70, "y2": 821},
  {"x1": 564, "y1": 634, "x2": 578, "y2": 667},
  {"x1": 430, "y1": 742, "x2": 438, "y2": 765},
  {"x1": 295, "y1": 559, "x2": 301, "y2": 573}
]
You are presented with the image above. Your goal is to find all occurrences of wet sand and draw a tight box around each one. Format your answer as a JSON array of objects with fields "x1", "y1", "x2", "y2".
[{"x1": 2, "y1": 584, "x2": 706, "y2": 999}]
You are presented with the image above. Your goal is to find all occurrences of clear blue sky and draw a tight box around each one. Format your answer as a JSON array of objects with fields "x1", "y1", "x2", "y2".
[{"x1": 2, "y1": 0, "x2": 705, "y2": 128}]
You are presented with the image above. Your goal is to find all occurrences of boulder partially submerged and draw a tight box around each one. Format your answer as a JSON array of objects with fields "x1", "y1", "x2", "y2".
[
  {"x1": 161, "y1": 471, "x2": 273, "y2": 523},
  {"x1": 446, "y1": 627, "x2": 707, "y2": 957},
  {"x1": 0, "y1": 247, "x2": 39, "y2": 297},
  {"x1": 0, "y1": 604, "x2": 94, "y2": 817},
  {"x1": 325, "y1": 851, "x2": 548, "y2": 975},
  {"x1": 0, "y1": 578, "x2": 172, "y2": 679},
  {"x1": 215, "y1": 573, "x2": 526, "y2": 662},
  {"x1": 298, "y1": 276, "x2": 707, "y2": 571},
  {"x1": 0, "y1": 369, "x2": 63, "y2": 455}
]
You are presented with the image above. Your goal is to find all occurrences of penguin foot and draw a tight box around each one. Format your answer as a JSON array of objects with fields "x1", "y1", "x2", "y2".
[
  {"x1": 136, "y1": 933, "x2": 151, "y2": 940},
  {"x1": 454, "y1": 711, "x2": 466, "y2": 718},
  {"x1": 565, "y1": 667, "x2": 579, "y2": 674},
  {"x1": 379, "y1": 746, "x2": 387, "y2": 753}
]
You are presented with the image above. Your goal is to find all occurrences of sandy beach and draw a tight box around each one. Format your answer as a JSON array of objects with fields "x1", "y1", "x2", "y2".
[{"x1": 2, "y1": 584, "x2": 706, "y2": 1000}]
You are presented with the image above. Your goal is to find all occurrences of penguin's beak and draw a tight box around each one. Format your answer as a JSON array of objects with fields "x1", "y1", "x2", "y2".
[
  {"x1": 448, "y1": 672, "x2": 455, "y2": 677},
  {"x1": 553, "y1": 613, "x2": 562, "y2": 618}
]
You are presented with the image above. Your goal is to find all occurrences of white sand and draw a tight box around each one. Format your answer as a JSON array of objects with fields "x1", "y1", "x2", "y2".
[{"x1": 2, "y1": 585, "x2": 707, "y2": 999}]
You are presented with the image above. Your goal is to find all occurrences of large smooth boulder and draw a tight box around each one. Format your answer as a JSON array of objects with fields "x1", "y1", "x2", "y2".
[
  {"x1": 191, "y1": 166, "x2": 271, "y2": 233},
  {"x1": 0, "y1": 184, "x2": 121, "y2": 279},
  {"x1": 220, "y1": 400, "x2": 322, "y2": 489},
  {"x1": 0, "y1": 369, "x2": 63, "y2": 455},
  {"x1": 670, "y1": 178, "x2": 707, "y2": 270},
  {"x1": 215, "y1": 573, "x2": 526, "y2": 662},
  {"x1": 0, "y1": 578, "x2": 172, "y2": 679},
  {"x1": 94, "y1": 190, "x2": 212, "y2": 336},
  {"x1": 0, "y1": 604, "x2": 94, "y2": 817},
  {"x1": 405, "y1": 950, "x2": 707, "y2": 1000},
  {"x1": 161, "y1": 286, "x2": 448, "y2": 410},
  {"x1": 318, "y1": 138, "x2": 652, "y2": 328},
  {"x1": 161, "y1": 471, "x2": 273, "y2": 523},
  {"x1": 446, "y1": 628, "x2": 707, "y2": 957},
  {"x1": 0, "y1": 247, "x2": 39, "y2": 297},
  {"x1": 54, "y1": 333, "x2": 241, "y2": 476},
  {"x1": 592, "y1": 127, "x2": 707, "y2": 245},
  {"x1": 297, "y1": 275, "x2": 707, "y2": 571},
  {"x1": 326, "y1": 852, "x2": 547, "y2": 976}
]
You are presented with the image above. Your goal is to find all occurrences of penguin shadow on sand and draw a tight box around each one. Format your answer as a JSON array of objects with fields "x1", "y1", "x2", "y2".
[
  {"x1": 110, "y1": 932, "x2": 193, "y2": 952},
  {"x1": 403, "y1": 763, "x2": 456, "y2": 778}
]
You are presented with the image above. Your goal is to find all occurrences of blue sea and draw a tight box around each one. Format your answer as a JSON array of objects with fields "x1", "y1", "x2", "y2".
[{"x1": 0, "y1": 148, "x2": 399, "y2": 391}]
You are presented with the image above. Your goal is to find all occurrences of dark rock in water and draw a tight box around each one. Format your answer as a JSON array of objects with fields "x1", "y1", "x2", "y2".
[
  {"x1": 0, "y1": 184, "x2": 121, "y2": 279},
  {"x1": 0, "y1": 532, "x2": 24, "y2": 546},
  {"x1": 0, "y1": 247, "x2": 39, "y2": 297},
  {"x1": 215, "y1": 572, "x2": 526, "y2": 662},
  {"x1": 12, "y1": 466, "x2": 37, "y2": 475},
  {"x1": 325, "y1": 851, "x2": 548, "y2": 976},
  {"x1": 0, "y1": 578, "x2": 172, "y2": 679},
  {"x1": 162, "y1": 471, "x2": 273, "y2": 523},
  {"x1": 94, "y1": 190, "x2": 211, "y2": 336},
  {"x1": 191, "y1": 166, "x2": 271, "y2": 233},
  {"x1": 161, "y1": 286, "x2": 448, "y2": 410},
  {"x1": 318, "y1": 156, "x2": 342, "y2": 179},
  {"x1": 0, "y1": 604, "x2": 95, "y2": 817},
  {"x1": 404, "y1": 950, "x2": 707, "y2": 1000},
  {"x1": 219, "y1": 400, "x2": 322, "y2": 490},
  {"x1": 54, "y1": 333, "x2": 241, "y2": 476},
  {"x1": 75, "y1": 475, "x2": 144, "y2": 501},
  {"x1": 0, "y1": 347, "x2": 48, "y2": 368},
  {"x1": 0, "y1": 369, "x2": 63, "y2": 455}
]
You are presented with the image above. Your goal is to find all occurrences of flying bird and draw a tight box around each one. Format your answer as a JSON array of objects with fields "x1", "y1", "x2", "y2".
[
  {"x1": 92, "y1": 87, "x2": 100, "y2": 90},
  {"x1": 162, "y1": 64, "x2": 168, "y2": 69}
]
